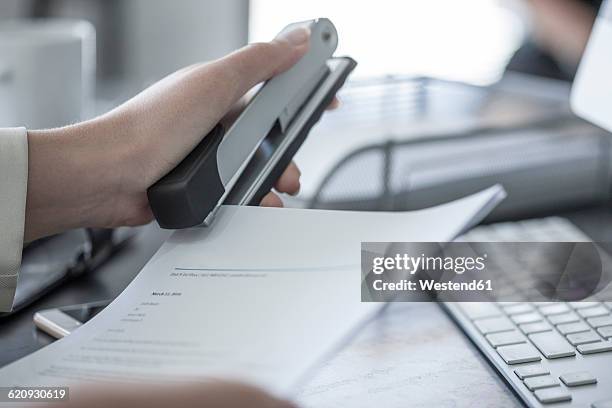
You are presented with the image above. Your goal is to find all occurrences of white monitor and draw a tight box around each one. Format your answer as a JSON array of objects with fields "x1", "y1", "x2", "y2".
[{"x1": 572, "y1": 0, "x2": 612, "y2": 131}]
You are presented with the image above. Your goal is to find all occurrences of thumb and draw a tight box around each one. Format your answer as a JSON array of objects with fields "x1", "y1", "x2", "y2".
[{"x1": 218, "y1": 25, "x2": 311, "y2": 104}]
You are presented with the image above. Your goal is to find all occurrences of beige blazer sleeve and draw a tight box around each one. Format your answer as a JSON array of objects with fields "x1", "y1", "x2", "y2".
[{"x1": 0, "y1": 127, "x2": 28, "y2": 312}]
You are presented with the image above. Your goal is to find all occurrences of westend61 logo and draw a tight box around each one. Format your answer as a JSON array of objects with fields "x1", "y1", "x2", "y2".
[
  {"x1": 364, "y1": 246, "x2": 493, "y2": 298},
  {"x1": 371, "y1": 253, "x2": 487, "y2": 275},
  {"x1": 361, "y1": 241, "x2": 612, "y2": 303}
]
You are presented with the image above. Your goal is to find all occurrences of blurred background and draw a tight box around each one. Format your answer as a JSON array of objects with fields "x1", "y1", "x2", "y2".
[
  {"x1": 0, "y1": 0, "x2": 609, "y2": 219},
  {"x1": 0, "y1": 0, "x2": 602, "y2": 87}
]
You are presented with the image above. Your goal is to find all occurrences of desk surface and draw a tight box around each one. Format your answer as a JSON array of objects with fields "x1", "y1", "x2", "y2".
[
  {"x1": 0, "y1": 224, "x2": 171, "y2": 367},
  {"x1": 2, "y1": 205, "x2": 612, "y2": 408}
]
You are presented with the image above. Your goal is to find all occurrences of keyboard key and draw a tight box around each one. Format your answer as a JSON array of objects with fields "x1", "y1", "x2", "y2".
[
  {"x1": 566, "y1": 331, "x2": 601, "y2": 346},
  {"x1": 577, "y1": 340, "x2": 612, "y2": 355},
  {"x1": 598, "y1": 326, "x2": 612, "y2": 339},
  {"x1": 588, "y1": 315, "x2": 612, "y2": 328},
  {"x1": 578, "y1": 306, "x2": 610, "y2": 319},
  {"x1": 557, "y1": 322, "x2": 590, "y2": 335},
  {"x1": 570, "y1": 301, "x2": 601, "y2": 309},
  {"x1": 524, "y1": 375, "x2": 559, "y2": 391},
  {"x1": 459, "y1": 303, "x2": 501, "y2": 320},
  {"x1": 529, "y1": 331, "x2": 576, "y2": 359},
  {"x1": 534, "y1": 388, "x2": 571, "y2": 404},
  {"x1": 486, "y1": 331, "x2": 526, "y2": 348},
  {"x1": 475, "y1": 317, "x2": 514, "y2": 334},
  {"x1": 512, "y1": 313, "x2": 543, "y2": 325},
  {"x1": 592, "y1": 399, "x2": 612, "y2": 408},
  {"x1": 515, "y1": 365, "x2": 550, "y2": 380},
  {"x1": 539, "y1": 304, "x2": 570, "y2": 316},
  {"x1": 559, "y1": 371, "x2": 597, "y2": 387},
  {"x1": 504, "y1": 303, "x2": 533, "y2": 315},
  {"x1": 497, "y1": 343, "x2": 542, "y2": 364},
  {"x1": 548, "y1": 312, "x2": 580, "y2": 325},
  {"x1": 520, "y1": 322, "x2": 552, "y2": 335}
]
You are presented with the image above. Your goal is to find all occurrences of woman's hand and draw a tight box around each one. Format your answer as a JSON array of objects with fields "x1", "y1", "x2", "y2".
[
  {"x1": 45, "y1": 381, "x2": 296, "y2": 408},
  {"x1": 25, "y1": 26, "x2": 333, "y2": 241}
]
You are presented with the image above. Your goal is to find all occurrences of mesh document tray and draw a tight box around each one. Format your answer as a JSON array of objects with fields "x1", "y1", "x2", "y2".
[{"x1": 299, "y1": 76, "x2": 612, "y2": 221}]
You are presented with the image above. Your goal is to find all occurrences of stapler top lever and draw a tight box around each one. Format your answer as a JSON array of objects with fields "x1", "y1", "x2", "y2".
[{"x1": 147, "y1": 18, "x2": 356, "y2": 229}]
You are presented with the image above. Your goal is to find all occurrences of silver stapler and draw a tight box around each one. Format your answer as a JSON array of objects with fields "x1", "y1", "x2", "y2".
[{"x1": 147, "y1": 18, "x2": 356, "y2": 229}]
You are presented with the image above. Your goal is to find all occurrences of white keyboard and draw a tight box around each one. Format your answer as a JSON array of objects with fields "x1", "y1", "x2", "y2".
[{"x1": 446, "y1": 217, "x2": 612, "y2": 407}]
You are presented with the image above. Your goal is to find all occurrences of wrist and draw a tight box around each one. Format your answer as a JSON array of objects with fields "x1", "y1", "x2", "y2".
[{"x1": 25, "y1": 120, "x2": 121, "y2": 241}]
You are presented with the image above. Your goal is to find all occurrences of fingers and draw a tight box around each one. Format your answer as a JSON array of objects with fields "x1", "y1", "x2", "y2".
[
  {"x1": 327, "y1": 96, "x2": 341, "y2": 110},
  {"x1": 218, "y1": 26, "x2": 311, "y2": 108},
  {"x1": 260, "y1": 192, "x2": 284, "y2": 207},
  {"x1": 275, "y1": 162, "x2": 301, "y2": 195},
  {"x1": 260, "y1": 161, "x2": 301, "y2": 208}
]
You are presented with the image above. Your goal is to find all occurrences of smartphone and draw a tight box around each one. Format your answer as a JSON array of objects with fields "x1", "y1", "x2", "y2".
[{"x1": 33, "y1": 300, "x2": 110, "y2": 339}]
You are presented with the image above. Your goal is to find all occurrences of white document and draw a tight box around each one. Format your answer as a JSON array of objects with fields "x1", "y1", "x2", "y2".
[{"x1": 0, "y1": 186, "x2": 505, "y2": 396}]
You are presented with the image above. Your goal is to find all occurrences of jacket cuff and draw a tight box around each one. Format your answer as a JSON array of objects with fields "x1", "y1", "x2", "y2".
[{"x1": 0, "y1": 127, "x2": 28, "y2": 312}]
